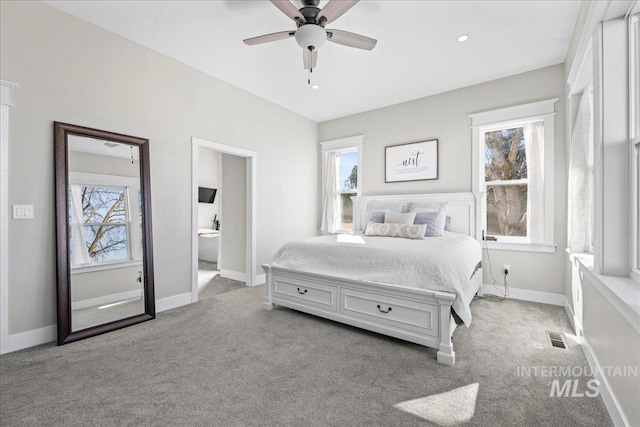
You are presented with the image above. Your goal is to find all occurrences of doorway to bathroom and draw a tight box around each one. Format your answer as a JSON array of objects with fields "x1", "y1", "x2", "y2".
[{"x1": 190, "y1": 137, "x2": 257, "y2": 304}]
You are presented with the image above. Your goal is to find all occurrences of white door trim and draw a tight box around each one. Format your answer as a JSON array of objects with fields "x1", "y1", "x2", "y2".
[
  {"x1": 191, "y1": 137, "x2": 257, "y2": 304},
  {"x1": 0, "y1": 80, "x2": 17, "y2": 354}
]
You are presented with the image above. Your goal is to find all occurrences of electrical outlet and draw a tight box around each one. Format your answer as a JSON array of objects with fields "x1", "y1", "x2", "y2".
[{"x1": 503, "y1": 264, "x2": 511, "y2": 275}]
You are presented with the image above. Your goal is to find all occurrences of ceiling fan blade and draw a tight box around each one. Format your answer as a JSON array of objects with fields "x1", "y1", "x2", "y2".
[
  {"x1": 326, "y1": 29, "x2": 377, "y2": 50},
  {"x1": 243, "y1": 30, "x2": 295, "y2": 46},
  {"x1": 303, "y1": 49, "x2": 318, "y2": 70},
  {"x1": 317, "y1": 0, "x2": 358, "y2": 25},
  {"x1": 269, "y1": 0, "x2": 306, "y2": 24}
]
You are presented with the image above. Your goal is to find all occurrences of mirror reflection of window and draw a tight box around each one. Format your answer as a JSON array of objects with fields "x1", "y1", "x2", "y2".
[
  {"x1": 67, "y1": 135, "x2": 143, "y2": 271},
  {"x1": 68, "y1": 184, "x2": 131, "y2": 266}
]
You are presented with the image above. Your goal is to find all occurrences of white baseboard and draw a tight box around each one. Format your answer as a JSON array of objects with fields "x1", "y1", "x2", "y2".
[
  {"x1": 156, "y1": 292, "x2": 192, "y2": 313},
  {"x1": 4, "y1": 324, "x2": 57, "y2": 354},
  {"x1": 218, "y1": 269, "x2": 264, "y2": 286},
  {"x1": 71, "y1": 289, "x2": 141, "y2": 311},
  {"x1": 1, "y1": 292, "x2": 194, "y2": 355},
  {"x1": 220, "y1": 269, "x2": 246, "y2": 283},
  {"x1": 581, "y1": 335, "x2": 629, "y2": 427},
  {"x1": 481, "y1": 285, "x2": 564, "y2": 306}
]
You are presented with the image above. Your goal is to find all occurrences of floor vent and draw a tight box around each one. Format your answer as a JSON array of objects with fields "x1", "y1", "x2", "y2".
[{"x1": 546, "y1": 331, "x2": 568, "y2": 350}]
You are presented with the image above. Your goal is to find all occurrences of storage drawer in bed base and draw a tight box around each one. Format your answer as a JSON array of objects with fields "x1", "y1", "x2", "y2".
[
  {"x1": 272, "y1": 275, "x2": 338, "y2": 312},
  {"x1": 263, "y1": 265, "x2": 457, "y2": 366}
]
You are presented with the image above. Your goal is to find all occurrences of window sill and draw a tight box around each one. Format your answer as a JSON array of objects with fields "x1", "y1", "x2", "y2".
[
  {"x1": 71, "y1": 260, "x2": 143, "y2": 275},
  {"x1": 575, "y1": 258, "x2": 640, "y2": 335},
  {"x1": 483, "y1": 240, "x2": 556, "y2": 253}
]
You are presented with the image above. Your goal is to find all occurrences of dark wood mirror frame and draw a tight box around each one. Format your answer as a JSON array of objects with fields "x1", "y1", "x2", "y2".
[{"x1": 54, "y1": 122, "x2": 155, "y2": 345}]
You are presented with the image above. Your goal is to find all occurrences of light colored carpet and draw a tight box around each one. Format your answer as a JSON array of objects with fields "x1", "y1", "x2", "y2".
[
  {"x1": 0, "y1": 285, "x2": 612, "y2": 426},
  {"x1": 197, "y1": 260, "x2": 245, "y2": 300}
]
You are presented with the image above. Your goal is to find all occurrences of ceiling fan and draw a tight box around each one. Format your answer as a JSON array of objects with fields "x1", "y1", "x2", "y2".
[{"x1": 243, "y1": 0, "x2": 377, "y2": 75}]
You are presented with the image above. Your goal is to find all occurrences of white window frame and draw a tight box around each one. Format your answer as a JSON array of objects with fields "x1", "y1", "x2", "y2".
[
  {"x1": 320, "y1": 135, "x2": 363, "y2": 234},
  {"x1": 69, "y1": 171, "x2": 142, "y2": 274},
  {"x1": 630, "y1": 13, "x2": 640, "y2": 283},
  {"x1": 470, "y1": 99, "x2": 557, "y2": 253}
]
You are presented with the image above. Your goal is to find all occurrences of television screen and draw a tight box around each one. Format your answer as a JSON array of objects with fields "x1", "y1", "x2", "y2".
[{"x1": 198, "y1": 187, "x2": 217, "y2": 204}]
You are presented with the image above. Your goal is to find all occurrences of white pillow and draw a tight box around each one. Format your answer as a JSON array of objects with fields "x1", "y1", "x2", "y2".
[
  {"x1": 406, "y1": 201, "x2": 449, "y2": 213},
  {"x1": 384, "y1": 211, "x2": 416, "y2": 224},
  {"x1": 364, "y1": 222, "x2": 426, "y2": 239},
  {"x1": 366, "y1": 201, "x2": 403, "y2": 213}
]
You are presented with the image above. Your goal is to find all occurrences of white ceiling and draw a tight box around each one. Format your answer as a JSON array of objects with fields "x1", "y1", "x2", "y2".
[{"x1": 45, "y1": 0, "x2": 581, "y2": 122}]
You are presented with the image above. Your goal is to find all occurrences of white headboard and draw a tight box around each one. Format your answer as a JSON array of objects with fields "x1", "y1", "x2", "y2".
[{"x1": 352, "y1": 192, "x2": 479, "y2": 239}]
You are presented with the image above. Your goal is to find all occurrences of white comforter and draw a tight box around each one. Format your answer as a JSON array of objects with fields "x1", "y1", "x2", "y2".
[{"x1": 268, "y1": 232, "x2": 481, "y2": 326}]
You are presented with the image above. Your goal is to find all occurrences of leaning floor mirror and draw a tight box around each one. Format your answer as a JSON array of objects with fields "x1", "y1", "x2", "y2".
[{"x1": 54, "y1": 122, "x2": 155, "y2": 345}]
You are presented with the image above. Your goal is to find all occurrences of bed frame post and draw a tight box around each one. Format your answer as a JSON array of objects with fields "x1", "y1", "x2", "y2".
[
  {"x1": 262, "y1": 264, "x2": 274, "y2": 310},
  {"x1": 435, "y1": 294, "x2": 456, "y2": 366}
]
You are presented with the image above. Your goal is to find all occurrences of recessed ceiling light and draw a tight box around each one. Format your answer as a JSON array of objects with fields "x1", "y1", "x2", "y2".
[
  {"x1": 311, "y1": 84, "x2": 320, "y2": 90},
  {"x1": 457, "y1": 34, "x2": 469, "y2": 42}
]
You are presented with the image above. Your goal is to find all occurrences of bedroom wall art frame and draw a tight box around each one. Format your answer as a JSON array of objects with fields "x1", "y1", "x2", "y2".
[{"x1": 385, "y1": 139, "x2": 438, "y2": 183}]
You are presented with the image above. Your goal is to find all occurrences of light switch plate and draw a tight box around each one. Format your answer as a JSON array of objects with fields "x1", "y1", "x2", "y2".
[{"x1": 13, "y1": 205, "x2": 34, "y2": 219}]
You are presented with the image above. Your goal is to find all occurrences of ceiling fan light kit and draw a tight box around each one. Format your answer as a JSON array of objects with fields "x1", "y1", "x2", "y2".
[
  {"x1": 244, "y1": 0, "x2": 376, "y2": 83},
  {"x1": 295, "y1": 23, "x2": 326, "y2": 51}
]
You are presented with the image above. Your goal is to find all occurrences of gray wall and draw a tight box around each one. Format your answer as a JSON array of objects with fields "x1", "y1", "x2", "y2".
[
  {"x1": 71, "y1": 265, "x2": 142, "y2": 302},
  {"x1": 1, "y1": 1, "x2": 318, "y2": 335},
  {"x1": 69, "y1": 152, "x2": 140, "y2": 178},
  {"x1": 319, "y1": 64, "x2": 567, "y2": 295},
  {"x1": 220, "y1": 153, "x2": 246, "y2": 274}
]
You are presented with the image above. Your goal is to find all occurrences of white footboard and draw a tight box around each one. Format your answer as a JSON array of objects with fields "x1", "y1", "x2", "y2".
[{"x1": 262, "y1": 264, "x2": 457, "y2": 366}]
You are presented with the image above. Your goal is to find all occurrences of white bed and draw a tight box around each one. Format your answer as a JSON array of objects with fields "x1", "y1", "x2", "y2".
[{"x1": 262, "y1": 192, "x2": 483, "y2": 366}]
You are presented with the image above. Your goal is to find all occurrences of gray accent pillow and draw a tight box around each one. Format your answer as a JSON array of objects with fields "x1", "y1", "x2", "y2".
[
  {"x1": 367, "y1": 207, "x2": 401, "y2": 223},
  {"x1": 414, "y1": 211, "x2": 447, "y2": 237},
  {"x1": 444, "y1": 215, "x2": 451, "y2": 231}
]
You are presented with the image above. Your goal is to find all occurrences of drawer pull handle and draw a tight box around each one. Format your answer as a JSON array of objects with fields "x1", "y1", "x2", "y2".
[
  {"x1": 377, "y1": 304, "x2": 392, "y2": 313},
  {"x1": 297, "y1": 288, "x2": 308, "y2": 295}
]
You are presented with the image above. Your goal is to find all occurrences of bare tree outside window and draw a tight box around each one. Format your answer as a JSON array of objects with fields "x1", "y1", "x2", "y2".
[
  {"x1": 338, "y1": 152, "x2": 358, "y2": 230},
  {"x1": 69, "y1": 186, "x2": 130, "y2": 263},
  {"x1": 484, "y1": 127, "x2": 528, "y2": 237}
]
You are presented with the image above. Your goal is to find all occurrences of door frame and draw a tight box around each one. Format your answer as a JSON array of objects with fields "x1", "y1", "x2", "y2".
[
  {"x1": 191, "y1": 137, "x2": 257, "y2": 303},
  {"x1": 0, "y1": 80, "x2": 17, "y2": 354}
]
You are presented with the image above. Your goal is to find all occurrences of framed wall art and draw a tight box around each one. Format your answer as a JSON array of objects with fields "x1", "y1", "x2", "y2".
[{"x1": 385, "y1": 139, "x2": 438, "y2": 183}]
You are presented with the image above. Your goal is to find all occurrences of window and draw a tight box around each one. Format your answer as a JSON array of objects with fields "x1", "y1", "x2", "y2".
[
  {"x1": 69, "y1": 172, "x2": 142, "y2": 269},
  {"x1": 320, "y1": 136, "x2": 363, "y2": 234},
  {"x1": 630, "y1": 13, "x2": 640, "y2": 281},
  {"x1": 484, "y1": 123, "x2": 534, "y2": 239},
  {"x1": 470, "y1": 99, "x2": 557, "y2": 252}
]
